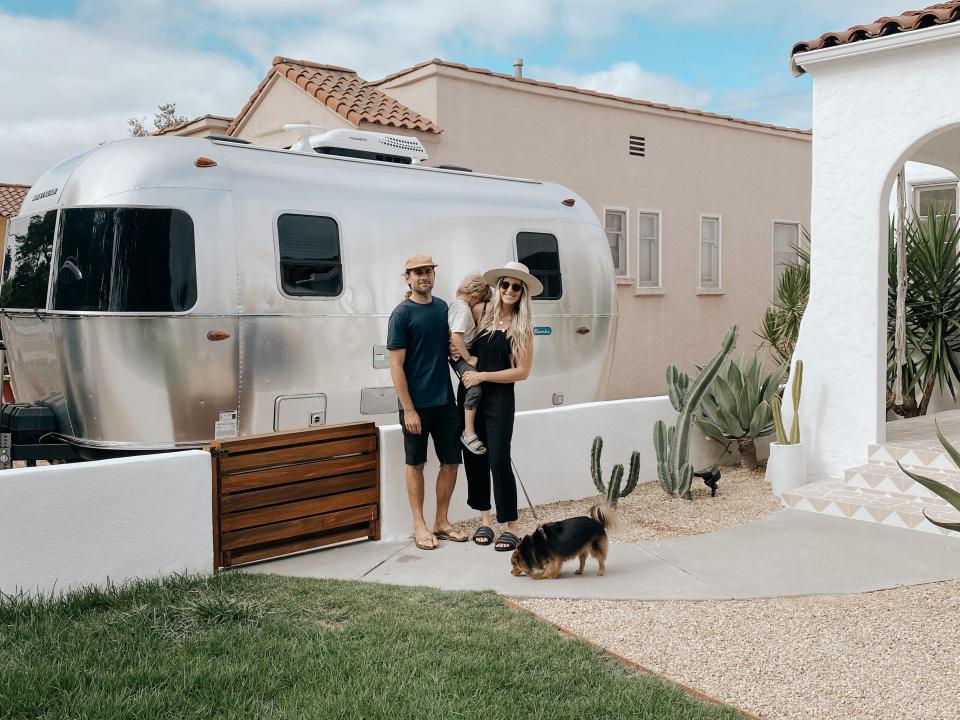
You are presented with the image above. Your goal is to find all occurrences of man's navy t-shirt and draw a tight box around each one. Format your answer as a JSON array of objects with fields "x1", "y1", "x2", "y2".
[{"x1": 387, "y1": 297, "x2": 455, "y2": 409}]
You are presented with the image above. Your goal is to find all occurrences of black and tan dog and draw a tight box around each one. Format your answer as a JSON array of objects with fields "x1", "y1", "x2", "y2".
[{"x1": 510, "y1": 505, "x2": 616, "y2": 579}]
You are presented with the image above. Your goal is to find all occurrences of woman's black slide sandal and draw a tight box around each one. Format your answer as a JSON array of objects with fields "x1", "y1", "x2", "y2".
[
  {"x1": 494, "y1": 531, "x2": 519, "y2": 552},
  {"x1": 473, "y1": 525, "x2": 495, "y2": 546}
]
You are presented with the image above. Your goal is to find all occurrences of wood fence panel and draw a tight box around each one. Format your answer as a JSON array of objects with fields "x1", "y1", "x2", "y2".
[{"x1": 208, "y1": 421, "x2": 380, "y2": 569}]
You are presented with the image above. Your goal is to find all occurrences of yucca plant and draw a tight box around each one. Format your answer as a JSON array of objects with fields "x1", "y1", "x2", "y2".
[
  {"x1": 886, "y1": 210, "x2": 960, "y2": 417},
  {"x1": 897, "y1": 421, "x2": 960, "y2": 533},
  {"x1": 757, "y1": 240, "x2": 809, "y2": 365},
  {"x1": 693, "y1": 354, "x2": 785, "y2": 470}
]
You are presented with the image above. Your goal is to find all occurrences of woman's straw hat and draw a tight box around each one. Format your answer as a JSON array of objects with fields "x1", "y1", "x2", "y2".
[{"x1": 482, "y1": 261, "x2": 543, "y2": 297}]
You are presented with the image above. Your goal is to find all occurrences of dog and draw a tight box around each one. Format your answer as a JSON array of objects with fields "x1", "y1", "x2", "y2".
[{"x1": 510, "y1": 504, "x2": 616, "y2": 580}]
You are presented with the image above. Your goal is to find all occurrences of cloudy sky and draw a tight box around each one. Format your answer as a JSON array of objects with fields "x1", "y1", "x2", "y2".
[{"x1": 1, "y1": 0, "x2": 910, "y2": 183}]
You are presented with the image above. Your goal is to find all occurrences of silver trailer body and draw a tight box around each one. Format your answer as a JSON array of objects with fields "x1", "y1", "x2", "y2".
[{"x1": 2, "y1": 137, "x2": 617, "y2": 451}]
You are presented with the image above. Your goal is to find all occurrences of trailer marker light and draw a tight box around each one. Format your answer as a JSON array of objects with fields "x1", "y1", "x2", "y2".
[
  {"x1": 562, "y1": 198, "x2": 575, "y2": 206},
  {"x1": 195, "y1": 156, "x2": 218, "y2": 168},
  {"x1": 207, "y1": 331, "x2": 231, "y2": 341}
]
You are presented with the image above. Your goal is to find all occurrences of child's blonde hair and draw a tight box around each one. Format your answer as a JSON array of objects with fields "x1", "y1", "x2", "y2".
[{"x1": 456, "y1": 273, "x2": 493, "y2": 303}]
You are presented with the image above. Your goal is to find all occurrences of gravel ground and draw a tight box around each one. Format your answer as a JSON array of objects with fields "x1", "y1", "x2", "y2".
[
  {"x1": 518, "y1": 581, "x2": 960, "y2": 720},
  {"x1": 452, "y1": 466, "x2": 780, "y2": 542}
]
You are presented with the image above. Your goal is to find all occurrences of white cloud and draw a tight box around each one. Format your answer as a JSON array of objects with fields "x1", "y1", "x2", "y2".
[
  {"x1": 528, "y1": 61, "x2": 713, "y2": 110},
  {"x1": 0, "y1": 13, "x2": 259, "y2": 182}
]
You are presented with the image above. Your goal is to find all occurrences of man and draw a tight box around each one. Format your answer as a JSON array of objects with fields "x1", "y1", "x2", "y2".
[{"x1": 387, "y1": 255, "x2": 468, "y2": 550}]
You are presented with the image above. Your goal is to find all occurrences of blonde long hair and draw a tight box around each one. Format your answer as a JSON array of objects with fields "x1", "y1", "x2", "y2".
[{"x1": 478, "y1": 276, "x2": 534, "y2": 361}]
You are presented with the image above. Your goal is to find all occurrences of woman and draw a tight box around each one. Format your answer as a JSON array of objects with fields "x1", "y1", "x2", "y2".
[{"x1": 460, "y1": 260, "x2": 540, "y2": 551}]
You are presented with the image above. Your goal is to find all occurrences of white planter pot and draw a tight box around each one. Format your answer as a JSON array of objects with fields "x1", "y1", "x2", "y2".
[{"x1": 767, "y1": 441, "x2": 808, "y2": 497}]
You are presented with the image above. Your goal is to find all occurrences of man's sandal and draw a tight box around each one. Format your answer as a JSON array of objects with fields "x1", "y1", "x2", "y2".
[
  {"x1": 472, "y1": 525, "x2": 495, "y2": 546},
  {"x1": 434, "y1": 527, "x2": 469, "y2": 542},
  {"x1": 494, "y1": 531, "x2": 520, "y2": 552},
  {"x1": 413, "y1": 534, "x2": 438, "y2": 550},
  {"x1": 461, "y1": 433, "x2": 487, "y2": 455}
]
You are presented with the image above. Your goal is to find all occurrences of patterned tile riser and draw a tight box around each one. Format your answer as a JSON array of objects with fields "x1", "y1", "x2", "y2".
[
  {"x1": 867, "y1": 444, "x2": 957, "y2": 472},
  {"x1": 782, "y1": 490, "x2": 957, "y2": 536},
  {"x1": 844, "y1": 466, "x2": 960, "y2": 498}
]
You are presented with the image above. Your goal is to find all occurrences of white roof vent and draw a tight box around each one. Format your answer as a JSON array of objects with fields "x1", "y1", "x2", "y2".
[{"x1": 284, "y1": 124, "x2": 427, "y2": 165}]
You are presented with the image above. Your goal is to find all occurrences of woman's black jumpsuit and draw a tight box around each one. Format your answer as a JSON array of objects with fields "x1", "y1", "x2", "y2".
[{"x1": 458, "y1": 329, "x2": 518, "y2": 523}]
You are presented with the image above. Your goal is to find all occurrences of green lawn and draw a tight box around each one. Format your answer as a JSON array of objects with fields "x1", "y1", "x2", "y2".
[{"x1": 0, "y1": 573, "x2": 741, "y2": 719}]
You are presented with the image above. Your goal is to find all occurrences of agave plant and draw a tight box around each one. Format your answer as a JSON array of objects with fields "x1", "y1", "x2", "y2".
[
  {"x1": 886, "y1": 210, "x2": 960, "y2": 417},
  {"x1": 897, "y1": 421, "x2": 960, "y2": 533},
  {"x1": 693, "y1": 354, "x2": 785, "y2": 470},
  {"x1": 757, "y1": 240, "x2": 809, "y2": 365}
]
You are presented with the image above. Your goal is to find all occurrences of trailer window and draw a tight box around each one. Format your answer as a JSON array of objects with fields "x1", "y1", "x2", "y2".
[
  {"x1": 277, "y1": 214, "x2": 342, "y2": 297},
  {"x1": 516, "y1": 232, "x2": 562, "y2": 300},
  {"x1": 1, "y1": 211, "x2": 56, "y2": 310},
  {"x1": 52, "y1": 208, "x2": 197, "y2": 312}
]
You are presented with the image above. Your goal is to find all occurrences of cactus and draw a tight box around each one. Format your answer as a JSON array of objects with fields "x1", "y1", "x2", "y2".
[
  {"x1": 666, "y1": 365, "x2": 691, "y2": 411},
  {"x1": 771, "y1": 359, "x2": 803, "y2": 445},
  {"x1": 591, "y1": 436, "x2": 640, "y2": 508},
  {"x1": 789, "y1": 359, "x2": 803, "y2": 444},
  {"x1": 654, "y1": 325, "x2": 738, "y2": 499}
]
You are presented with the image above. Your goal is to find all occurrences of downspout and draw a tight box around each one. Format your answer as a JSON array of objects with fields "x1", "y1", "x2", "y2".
[{"x1": 894, "y1": 167, "x2": 907, "y2": 406}]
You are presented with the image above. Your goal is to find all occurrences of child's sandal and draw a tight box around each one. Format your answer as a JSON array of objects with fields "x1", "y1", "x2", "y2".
[{"x1": 461, "y1": 433, "x2": 487, "y2": 455}]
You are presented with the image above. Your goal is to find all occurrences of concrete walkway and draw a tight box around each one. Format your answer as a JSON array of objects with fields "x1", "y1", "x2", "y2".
[{"x1": 240, "y1": 509, "x2": 960, "y2": 600}]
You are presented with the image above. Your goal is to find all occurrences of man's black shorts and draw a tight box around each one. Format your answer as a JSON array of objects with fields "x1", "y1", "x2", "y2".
[{"x1": 400, "y1": 403, "x2": 463, "y2": 467}]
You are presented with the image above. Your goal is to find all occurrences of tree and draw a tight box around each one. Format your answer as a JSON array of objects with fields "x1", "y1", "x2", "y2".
[{"x1": 128, "y1": 103, "x2": 188, "y2": 137}]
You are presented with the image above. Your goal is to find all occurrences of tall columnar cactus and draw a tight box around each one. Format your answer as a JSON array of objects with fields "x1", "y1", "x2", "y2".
[
  {"x1": 591, "y1": 436, "x2": 640, "y2": 508},
  {"x1": 654, "y1": 326, "x2": 738, "y2": 499},
  {"x1": 772, "y1": 359, "x2": 804, "y2": 445},
  {"x1": 666, "y1": 365, "x2": 691, "y2": 411}
]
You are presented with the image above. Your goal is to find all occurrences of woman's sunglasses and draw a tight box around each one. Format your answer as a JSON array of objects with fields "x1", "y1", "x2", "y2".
[{"x1": 499, "y1": 281, "x2": 524, "y2": 293}]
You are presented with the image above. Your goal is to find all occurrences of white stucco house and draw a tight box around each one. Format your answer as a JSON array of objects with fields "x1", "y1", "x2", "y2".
[{"x1": 781, "y1": 1, "x2": 960, "y2": 534}]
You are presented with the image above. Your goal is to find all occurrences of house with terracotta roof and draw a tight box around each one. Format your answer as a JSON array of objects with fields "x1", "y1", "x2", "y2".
[
  {"x1": 0, "y1": 184, "x2": 29, "y2": 257},
  {"x1": 771, "y1": 1, "x2": 960, "y2": 532},
  {"x1": 170, "y1": 55, "x2": 812, "y2": 399}
]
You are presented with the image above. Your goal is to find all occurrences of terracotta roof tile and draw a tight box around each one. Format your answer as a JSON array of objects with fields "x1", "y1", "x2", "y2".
[
  {"x1": 0, "y1": 184, "x2": 29, "y2": 219},
  {"x1": 371, "y1": 59, "x2": 810, "y2": 136},
  {"x1": 792, "y1": 1, "x2": 960, "y2": 67},
  {"x1": 226, "y1": 57, "x2": 440, "y2": 136}
]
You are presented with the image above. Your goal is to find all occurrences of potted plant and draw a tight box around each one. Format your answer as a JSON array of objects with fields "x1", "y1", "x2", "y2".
[{"x1": 767, "y1": 359, "x2": 806, "y2": 496}]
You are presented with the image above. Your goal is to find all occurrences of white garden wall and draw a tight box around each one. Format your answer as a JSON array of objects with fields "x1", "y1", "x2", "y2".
[
  {"x1": 791, "y1": 28, "x2": 960, "y2": 478},
  {"x1": 377, "y1": 396, "x2": 734, "y2": 539},
  {"x1": 0, "y1": 451, "x2": 212, "y2": 596}
]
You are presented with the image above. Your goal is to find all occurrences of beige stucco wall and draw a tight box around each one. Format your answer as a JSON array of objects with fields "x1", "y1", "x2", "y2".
[{"x1": 384, "y1": 68, "x2": 812, "y2": 398}]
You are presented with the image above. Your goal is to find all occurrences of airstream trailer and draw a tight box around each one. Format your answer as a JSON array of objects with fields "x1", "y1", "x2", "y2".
[{"x1": 0, "y1": 131, "x2": 617, "y2": 460}]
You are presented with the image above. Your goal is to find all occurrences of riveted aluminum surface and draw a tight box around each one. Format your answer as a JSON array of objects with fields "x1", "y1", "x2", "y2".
[{"x1": 3, "y1": 136, "x2": 617, "y2": 450}]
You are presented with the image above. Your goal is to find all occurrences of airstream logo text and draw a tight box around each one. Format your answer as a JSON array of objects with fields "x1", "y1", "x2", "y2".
[
  {"x1": 349, "y1": 136, "x2": 367, "y2": 142},
  {"x1": 31, "y1": 188, "x2": 58, "y2": 201},
  {"x1": 534, "y1": 326, "x2": 552, "y2": 336}
]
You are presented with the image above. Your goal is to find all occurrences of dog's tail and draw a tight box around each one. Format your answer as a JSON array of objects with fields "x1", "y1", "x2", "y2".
[{"x1": 589, "y1": 503, "x2": 618, "y2": 531}]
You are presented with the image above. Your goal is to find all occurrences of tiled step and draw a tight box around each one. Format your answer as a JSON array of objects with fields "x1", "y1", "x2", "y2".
[
  {"x1": 867, "y1": 442, "x2": 959, "y2": 472},
  {"x1": 844, "y1": 463, "x2": 960, "y2": 499},
  {"x1": 781, "y1": 479, "x2": 960, "y2": 536}
]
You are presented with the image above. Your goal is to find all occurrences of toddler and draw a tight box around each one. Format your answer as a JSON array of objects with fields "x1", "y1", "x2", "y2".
[{"x1": 449, "y1": 273, "x2": 493, "y2": 454}]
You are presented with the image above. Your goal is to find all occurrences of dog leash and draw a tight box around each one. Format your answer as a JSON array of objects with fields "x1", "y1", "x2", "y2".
[{"x1": 511, "y1": 458, "x2": 539, "y2": 521}]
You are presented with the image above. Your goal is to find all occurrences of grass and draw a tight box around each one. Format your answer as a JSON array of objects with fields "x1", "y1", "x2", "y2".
[{"x1": 0, "y1": 573, "x2": 742, "y2": 719}]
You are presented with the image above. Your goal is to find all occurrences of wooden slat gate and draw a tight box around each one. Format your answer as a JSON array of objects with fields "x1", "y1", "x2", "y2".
[{"x1": 209, "y1": 421, "x2": 380, "y2": 569}]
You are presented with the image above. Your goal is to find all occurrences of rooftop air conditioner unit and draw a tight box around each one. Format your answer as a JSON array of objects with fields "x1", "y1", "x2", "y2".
[{"x1": 284, "y1": 124, "x2": 428, "y2": 165}]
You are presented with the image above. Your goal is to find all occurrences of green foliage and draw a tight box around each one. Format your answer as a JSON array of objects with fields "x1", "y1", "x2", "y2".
[
  {"x1": 692, "y1": 353, "x2": 784, "y2": 469},
  {"x1": 0, "y1": 573, "x2": 742, "y2": 719},
  {"x1": 757, "y1": 239, "x2": 809, "y2": 365},
  {"x1": 590, "y1": 436, "x2": 640, "y2": 507},
  {"x1": 666, "y1": 365, "x2": 690, "y2": 412},
  {"x1": 654, "y1": 326, "x2": 738, "y2": 498},
  {"x1": 898, "y1": 421, "x2": 960, "y2": 533},
  {"x1": 887, "y1": 210, "x2": 960, "y2": 416}
]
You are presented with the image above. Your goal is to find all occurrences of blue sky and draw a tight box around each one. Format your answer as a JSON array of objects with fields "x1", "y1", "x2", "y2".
[{"x1": 0, "y1": 0, "x2": 911, "y2": 181}]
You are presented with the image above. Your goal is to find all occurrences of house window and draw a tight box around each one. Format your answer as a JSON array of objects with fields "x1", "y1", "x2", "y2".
[
  {"x1": 773, "y1": 222, "x2": 801, "y2": 285},
  {"x1": 603, "y1": 209, "x2": 628, "y2": 276},
  {"x1": 913, "y1": 183, "x2": 957, "y2": 226},
  {"x1": 277, "y1": 214, "x2": 342, "y2": 297},
  {"x1": 516, "y1": 232, "x2": 561, "y2": 300},
  {"x1": 637, "y1": 211, "x2": 661, "y2": 288},
  {"x1": 699, "y1": 215, "x2": 721, "y2": 289}
]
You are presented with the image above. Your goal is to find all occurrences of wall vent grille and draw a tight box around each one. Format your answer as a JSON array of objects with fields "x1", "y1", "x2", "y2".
[{"x1": 629, "y1": 135, "x2": 646, "y2": 157}]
